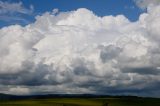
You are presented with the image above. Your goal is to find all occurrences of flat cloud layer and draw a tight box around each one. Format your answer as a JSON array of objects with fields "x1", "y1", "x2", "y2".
[{"x1": 0, "y1": 4, "x2": 160, "y2": 97}]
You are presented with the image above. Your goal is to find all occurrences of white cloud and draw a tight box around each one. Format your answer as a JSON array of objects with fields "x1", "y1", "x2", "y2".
[
  {"x1": 0, "y1": 1, "x2": 34, "y2": 23},
  {"x1": 134, "y1": 0, "x2": 160, "y2": 9},
  {"x1": 52, "y1": 8, "x2": 59, "y2": 15},
  {"x1": 9, "y1": 86, "x2": 30, "y2": 95},
  {"x1": 0, "y1": 1, "x2": 33, "y2": 14},
  {"x1": 0, "y1": 5, "x2": 160, "y2": 97}
]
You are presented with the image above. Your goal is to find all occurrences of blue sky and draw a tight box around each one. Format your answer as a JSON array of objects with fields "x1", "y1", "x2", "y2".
[{"x1": 0, "y1": 0, "x2": 144, "y2": 27}]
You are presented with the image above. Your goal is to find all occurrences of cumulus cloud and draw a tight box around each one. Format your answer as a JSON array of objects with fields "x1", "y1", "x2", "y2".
[
  {"x1": 134, "y1": 0, "x2": 160, "y2": 9},
  {"x1": 0, "y1": 4, "x2": 160, "y2": 97}
]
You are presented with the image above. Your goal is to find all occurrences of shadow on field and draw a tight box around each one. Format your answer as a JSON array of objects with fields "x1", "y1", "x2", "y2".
[
  {"x1": 0, "y1": 101, "x2": 109, "y2": 106},
  {"x1": 102, "y1": 102, "x2": 109, "y2": 106},
  {"x1": 60, "y1": 104, "x2": 80, "y2": 106},
  {"x1": 60, "y1": 102, "x2": 109, "y2": 106}
]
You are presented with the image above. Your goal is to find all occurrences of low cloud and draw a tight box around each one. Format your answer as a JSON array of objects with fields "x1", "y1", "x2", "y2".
[{"x1": 0, "y1": 1, "x2": 33, "y2": 15}]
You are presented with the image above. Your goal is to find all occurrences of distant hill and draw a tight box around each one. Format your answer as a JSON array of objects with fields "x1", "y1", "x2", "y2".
[{"x1": 0, "y1": 93, "x2": 154, "y2": 101}]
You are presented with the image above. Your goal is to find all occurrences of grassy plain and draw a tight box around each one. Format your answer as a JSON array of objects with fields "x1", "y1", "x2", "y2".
[{"x1": 0, "y1": 97, "x2": 160, "y2": 106}]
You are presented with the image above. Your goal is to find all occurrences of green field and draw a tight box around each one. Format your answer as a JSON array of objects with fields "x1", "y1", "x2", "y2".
[{"x1": 0, "y1": 98, "x2": 160, "y2": 106}]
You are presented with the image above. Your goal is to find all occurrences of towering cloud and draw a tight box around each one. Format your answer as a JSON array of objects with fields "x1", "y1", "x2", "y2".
[{"x1": 0, "y1": 4, "x2": 160, "y2": 97}]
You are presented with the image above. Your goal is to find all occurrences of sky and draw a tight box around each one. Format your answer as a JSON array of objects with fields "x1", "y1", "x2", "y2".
[
  {"x1": 0, "y1": 0, "x2": 160, "y2": 97},
  {"x1": 0, "y1": 0, "x2": 144, "y2": 27}
]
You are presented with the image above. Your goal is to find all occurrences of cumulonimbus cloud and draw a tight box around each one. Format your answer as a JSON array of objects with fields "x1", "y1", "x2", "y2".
[{"x1": 0, "y1": 4, "x2": 160, "y2": 97}]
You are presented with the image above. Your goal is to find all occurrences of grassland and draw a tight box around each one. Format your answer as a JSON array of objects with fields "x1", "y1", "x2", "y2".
[{"x1": 0, "y1": 97, "x2": 160, "y2": 106}]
